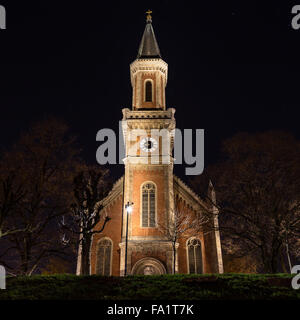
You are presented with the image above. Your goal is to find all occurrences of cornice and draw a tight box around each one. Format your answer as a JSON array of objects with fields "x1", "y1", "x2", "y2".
[
  {"x1": 130, "y1": 58, "x2": 168, "y2": 85},
  {"x1": 122, "y1": 108, "x2": 175, "y2": 120}
]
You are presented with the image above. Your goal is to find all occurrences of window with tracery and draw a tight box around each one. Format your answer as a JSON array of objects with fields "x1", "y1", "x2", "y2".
[
  {"x1": 96, "y1": 238, "x2": 112, "y2": 275},
  {"x1": 187, "y1": 238, "x2": 203, "y2": 274},
  {"x1": 142, "y1": 183, "x2": 156, "y2": 227}
]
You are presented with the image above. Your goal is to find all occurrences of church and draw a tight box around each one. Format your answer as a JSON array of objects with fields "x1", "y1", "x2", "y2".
[{"x1": 79, "y1": 12, "x2": 223, "y2": 276}]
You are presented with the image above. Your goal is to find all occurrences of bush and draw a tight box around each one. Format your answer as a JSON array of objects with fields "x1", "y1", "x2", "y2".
[{"x1": 0, "y1": 273, "x2": 299, "y2": 300}]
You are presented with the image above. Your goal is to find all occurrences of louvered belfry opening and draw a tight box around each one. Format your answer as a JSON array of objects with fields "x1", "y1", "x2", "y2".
[
  {"x1": 142, "y1": 183, "x2": 156, "y2": 227},
  {"x1": 187, "y1": 238, "x2": 203, "y2": 274},
  {"x1": 96, "y1": 239, "x2": 112, "y2": 276}
]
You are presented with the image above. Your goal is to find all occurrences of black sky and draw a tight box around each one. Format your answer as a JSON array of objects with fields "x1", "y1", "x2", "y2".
[{"x1": 0, "y1": 0, "x2": 299, "y2": 181}]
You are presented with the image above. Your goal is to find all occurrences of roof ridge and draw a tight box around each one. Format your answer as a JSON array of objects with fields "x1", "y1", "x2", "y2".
[
  {"x1": 100, "y1": 175, "x2": 124, "y2": 209},
  {"x1": 173, "y1": 174, "x2": 205, "y2": 206}
]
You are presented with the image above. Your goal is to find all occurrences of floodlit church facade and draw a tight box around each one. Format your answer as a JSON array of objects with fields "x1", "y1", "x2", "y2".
[{"x1": 79, "y1": 13, "x2": 223, "y2": 276}]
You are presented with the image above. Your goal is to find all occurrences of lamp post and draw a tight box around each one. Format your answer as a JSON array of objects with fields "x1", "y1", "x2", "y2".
[{"x1": 124, "y1": 201, "x2": 133, "y2": 276}]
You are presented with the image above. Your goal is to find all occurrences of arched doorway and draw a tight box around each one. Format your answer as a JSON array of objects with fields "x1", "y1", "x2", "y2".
[{"x1": 131, "y1": 257, "x2": 166, "y2": 275}]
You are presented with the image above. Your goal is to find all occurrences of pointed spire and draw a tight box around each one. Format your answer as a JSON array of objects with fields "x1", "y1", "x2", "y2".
[
  {"x1": 208, "y1": 180, "x2": 216, "y2": 203},
  {"x1": 208, "y1": 180, "x2": 218, "y2": 213},
  {"x1": 137, "y1": 10, "x2": 161, "y2": 59}
]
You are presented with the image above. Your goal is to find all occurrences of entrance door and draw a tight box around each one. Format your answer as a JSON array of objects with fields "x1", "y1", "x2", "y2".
[{"x1": 131, "y1": 257, "x2": 166, "y2": 275}]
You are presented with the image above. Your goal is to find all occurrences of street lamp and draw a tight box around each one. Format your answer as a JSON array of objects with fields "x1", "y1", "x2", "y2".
[{"x1": 124, "y1": 201, "x2": 133, "y2": 276}]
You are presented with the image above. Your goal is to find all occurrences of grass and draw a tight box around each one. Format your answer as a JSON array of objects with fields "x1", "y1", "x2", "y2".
[{"x1": 0, "y1": 273, "x2": 299, "y2": 300}]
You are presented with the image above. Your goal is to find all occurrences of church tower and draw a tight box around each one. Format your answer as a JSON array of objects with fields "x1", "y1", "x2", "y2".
[
  {"x1": 120, "y1": 10, "x2": 177, "y2": 275},
  {"x1": 130, "y1": 11, "x2": 167, "y2": 110},
  {"x1": 88, "y1": 11, "x2": 223, "y2": 276}
]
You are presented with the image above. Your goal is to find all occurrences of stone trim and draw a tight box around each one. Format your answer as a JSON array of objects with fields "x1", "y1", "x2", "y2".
[
  {"x1": 139, "y1": 181, "x2": 158, "y2": 228},
  {"x1": 185, "y1": 237, "x2": 203, "y2": 274},
  {"x1": 130, "y1": 58, "x2": 168, "y2": 86},
  {"x1": 130, "y1": 58, "x2": 168, "y2": 110},
  {"x1": 131, "y1": 257, "x2": 167, "y2": 275},
  {"x1": 119, "y1": 239, "x2": 173, "y2": 275},
  {"x1": 95, "y1": 237, "x2": 113, "y2": 276},
  {"x1": 125, "y1": 236, "x2": 169, "y2": 241},
  {"x1": 122, "y1": 108, "x2": 175, "y2": 121},
  {"x1": 213, "y1": 212, "x2": 224, "y2": 274}
]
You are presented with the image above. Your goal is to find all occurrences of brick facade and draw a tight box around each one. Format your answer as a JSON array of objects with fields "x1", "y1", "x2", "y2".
[
  {"x1": 86, "y1": 16, "x2": 223, "y2": 276},
  {"x1": 88, "y1": 175, "x2": 223, "y2": 276}
]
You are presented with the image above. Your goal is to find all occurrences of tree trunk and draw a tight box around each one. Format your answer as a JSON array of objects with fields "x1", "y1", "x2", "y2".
[
  {"x1": 81, "y1": 234, "x2": 92, "y2": 275},
  {"x1": 285, "y1": 240, "x2": 292, "y2": 273},
  {"x1": 20, "y1": 255, "x2": 28, "y2": 275},
  {"x1": 280, "y1": 249, "x2": 287, "y2": 273},
  {"x1": 271, "y1": 257, "x2": 278, "y2": 274},
  {"x1": 20, "y1": 238, "x2": 31, "y2": 275},
  {"x1": 172, "y1": 243, "x2": 176, "y2": 275},
  {"x1": 271, "y1": 244, "x2": 281, "y2": 273},
  {"x1": 260, "y1": 246, "x2": 272, "y2": 273}
]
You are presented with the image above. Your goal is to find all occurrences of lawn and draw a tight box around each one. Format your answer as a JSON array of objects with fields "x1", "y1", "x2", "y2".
[{"x1": 0, "y1": 273, "x2": 299, "y2": 300}]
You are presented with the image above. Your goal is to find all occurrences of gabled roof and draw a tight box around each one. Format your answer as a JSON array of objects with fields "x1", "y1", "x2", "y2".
[
  {"x1": 99, "y1": 175, "x2": 208, "y2": 213},
  {"x1": 101, "y1": 175, "x2": 124, "y2": 209},
  {"x1": 173, "y1": 175, "x2": 208, "y2": 211},
  {"x1": 137, "y1": 19, "x2": 161, "y2": 59}
]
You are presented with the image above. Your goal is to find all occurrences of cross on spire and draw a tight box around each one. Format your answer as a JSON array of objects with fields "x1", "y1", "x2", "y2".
[
  {"x1": 137, "y1": 9, "x2": 161, "y2": 58},
  {"x1": 146, "y1": 9, "x2": 152, "y2": 22}
]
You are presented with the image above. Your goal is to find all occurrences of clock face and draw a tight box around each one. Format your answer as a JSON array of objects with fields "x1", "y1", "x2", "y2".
[{"x1": 140, "y1": 137, "x2": 158, "y2": 153}]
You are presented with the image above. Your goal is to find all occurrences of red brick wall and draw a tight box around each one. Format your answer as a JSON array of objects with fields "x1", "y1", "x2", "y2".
[
  {"x1": 174, "y1": 198, "x2": 209, "y2": 274},
  {"x1": 90, "y1": 195, "x2": 123, "y2": 276},
  {"x1": 130, "y1": 169, "x2": 166, "y2": 237},
  {"x1": 90, "y1": 183, "x2": 218, "y2": 276}
]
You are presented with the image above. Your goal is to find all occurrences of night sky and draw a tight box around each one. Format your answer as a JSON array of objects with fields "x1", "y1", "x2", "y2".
[{"x1": 0, "y1": 1, "x2": 299, "y2": 182}]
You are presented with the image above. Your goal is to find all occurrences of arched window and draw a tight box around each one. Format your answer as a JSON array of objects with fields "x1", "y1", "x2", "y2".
[
  {"x1": 96, "y1": 238, "x2": 112, "y2": 276},
  {"x1": 141, "y1": 183, "x2": 156, "y2": 227},
  {"x1": 145, "y1": 80, "x2": 152, "y2": 102},
  {"x1": 187, "y1": 238, "x2": 203, "y2": 274}
]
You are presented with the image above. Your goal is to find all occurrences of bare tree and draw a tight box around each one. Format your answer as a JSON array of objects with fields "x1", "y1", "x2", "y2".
[
  {"x1": 0, "y1": 117, "x2": 81, "y2": 275},
  {"x1": 61, "y1": 167, "x2": 112, "y2": 275},
  {"x1": 0, "y1": 172, "x2": 26, "y2": 239},
  {"x1": 158, "y1": 203, "x2": 210, "y2": 274},
  {"x1": 194, "y1": 131, "x2": 300, "y2": 273}
]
